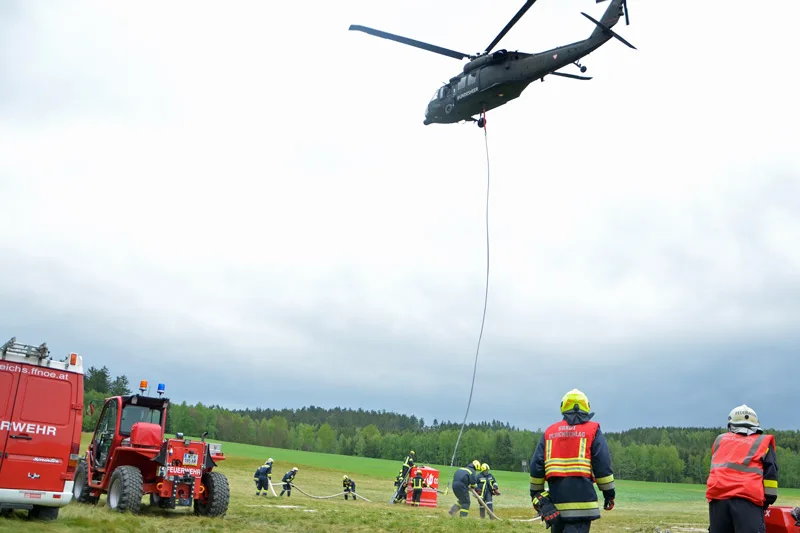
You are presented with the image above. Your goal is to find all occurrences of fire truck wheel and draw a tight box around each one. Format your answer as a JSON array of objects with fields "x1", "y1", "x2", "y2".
[
  {"x1": 107, "y1": 466, "x2": 144, "y2": 514},
  {"x1": 193, "y1": 471, "x2": 230, "y2": 517},
  {"x1": 72, "y1": 462, "x2": 99, "y2": 505},
  {"x1": 28, "y1": 506, "x2": 59, "y2": 521}
]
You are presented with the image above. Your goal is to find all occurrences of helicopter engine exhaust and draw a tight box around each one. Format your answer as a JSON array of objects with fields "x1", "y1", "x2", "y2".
[{"x1": 463, "y1": 50, "x2": 509, "y2": 74}]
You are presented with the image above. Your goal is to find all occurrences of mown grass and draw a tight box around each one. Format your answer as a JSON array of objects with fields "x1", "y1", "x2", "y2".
[{"x1": 3, "y1": 433, "x2": 800, "y2": 532}]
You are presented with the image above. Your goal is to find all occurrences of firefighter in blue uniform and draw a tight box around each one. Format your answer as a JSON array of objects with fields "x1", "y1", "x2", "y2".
[
  {"x1": 253, "y1": 458, "x2": 274, "y2": 496},
  {"x1": 280, "y1": 467, "x2": 298, "y2": 497},
  {"x1": 448, "y1": 460, "x2": 481, "y2": 518},
  {"x1": 529, "y1": 389, "x2": 615, "y2": 533},
  {"x1": 401, "y1": 450, "x2": 416, "y2": 479},
  {"x1": 477, "y1": 462, "x2": 500, "y2": 519},
  {"x1": 342, "y1": 475, "x2": 357, "y2": 500},
  {"x1": 393, "y1": 471, "x2": 408, "y2": 503},
  {"x1": 411, "y1": 469, "x2": 428, "y2": 506}
]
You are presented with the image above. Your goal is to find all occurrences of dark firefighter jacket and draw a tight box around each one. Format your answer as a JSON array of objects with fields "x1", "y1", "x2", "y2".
[
  {"x1": 254, "y1": 465, "x2": 270, "y2": 480},
  {"x1": 453, "y1": 464, "x2": 479, "y2": 488},
  {"x1": 477, "y1": 472, "x2": 498, "y2": 499},
  {"x1": 412, "y1": 473, "x2": 428, "y2": 490},
  {"x1": 282, "y1": 471, "x2": 296, "y2": 483},
  {"x1": 343, "y1": 478, "x2": 356, "y2": 492},
  {"x1": 529, "y1": 410, "x2": 615, "y2": 521}
]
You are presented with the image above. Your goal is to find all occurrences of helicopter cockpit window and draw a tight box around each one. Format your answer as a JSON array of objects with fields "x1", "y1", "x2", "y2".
[{"x1": 431, "y1": 90, "x2": 440, "y2": 102}]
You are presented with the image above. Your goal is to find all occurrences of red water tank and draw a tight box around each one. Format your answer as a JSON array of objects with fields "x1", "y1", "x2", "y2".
[
  {"x1": 765, "y1": 506, "x2": 800, "y2": 533},
  {"x1": 405, "y1": 466, "x2": 439, "y2": 508}
]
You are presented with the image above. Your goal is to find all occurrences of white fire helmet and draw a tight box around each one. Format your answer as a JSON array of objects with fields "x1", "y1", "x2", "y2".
[{"x1": 728, "y1": 404, "x2": 762, "y2": 435}]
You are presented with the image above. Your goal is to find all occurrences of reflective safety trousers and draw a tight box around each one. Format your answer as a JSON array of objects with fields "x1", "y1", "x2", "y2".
[{"x1": 706, "y1": 432, "x2": 777, "y2": 507}]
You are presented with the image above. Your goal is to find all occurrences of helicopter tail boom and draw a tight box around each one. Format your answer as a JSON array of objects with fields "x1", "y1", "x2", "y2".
[{"x1": 582, "y1": 0, "x2": 636, "y2": 50}]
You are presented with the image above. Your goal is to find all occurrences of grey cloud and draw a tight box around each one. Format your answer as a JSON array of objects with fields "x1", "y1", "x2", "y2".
[{"x1": 4, "y1": 274, "x2": 799, "y2": 435}]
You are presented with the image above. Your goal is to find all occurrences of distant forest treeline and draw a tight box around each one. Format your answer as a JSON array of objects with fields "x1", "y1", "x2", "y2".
[{"x1": 82, "y1": 366, "x2": 800, "y2": 487}]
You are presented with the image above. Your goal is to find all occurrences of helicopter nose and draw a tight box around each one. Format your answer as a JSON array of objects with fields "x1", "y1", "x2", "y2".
[{"x1": 423, "y1": 104, "x2": 436, "y2": 125}]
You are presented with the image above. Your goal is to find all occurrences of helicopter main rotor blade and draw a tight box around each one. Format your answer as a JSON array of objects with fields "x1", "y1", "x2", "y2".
[
  {"x1": 349, "y1": 25, "x2": 472, "y2": 60},
  {"x1": 484, "y1": 0, "x2": 539, "y2": 54}
]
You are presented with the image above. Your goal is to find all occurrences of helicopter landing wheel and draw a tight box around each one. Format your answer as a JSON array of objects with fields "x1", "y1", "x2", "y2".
[
  {"x1": 580, "y1": 66, "x2": 587, "y2": 73},
  {"x1": 477, "y1": 117, "x2": 485, "y2": 128}
]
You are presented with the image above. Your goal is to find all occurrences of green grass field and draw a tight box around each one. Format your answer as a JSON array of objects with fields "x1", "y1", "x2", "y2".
[{"x1": 3, "y1": 432, "x2": 799, "y2": 532}]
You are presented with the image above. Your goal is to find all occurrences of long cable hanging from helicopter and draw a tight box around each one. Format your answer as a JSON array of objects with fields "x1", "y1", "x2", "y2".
[{"x1": 448, "y1": 109, "x2": 490, "y2": 478}]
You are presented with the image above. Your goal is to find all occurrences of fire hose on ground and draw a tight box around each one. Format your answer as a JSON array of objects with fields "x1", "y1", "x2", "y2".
[
  {"x1": 268, "y1": 479, "x2": 447, "y2": 505},
  {"x1": 469, "y1": 489, "x2": 502, "y2": 521},
  {"x1": 284, "y1": 481, "x2": 375, "y2": 503},
  {"x1": 264, "y1": 475, "x2": 522, "y2": 521}
]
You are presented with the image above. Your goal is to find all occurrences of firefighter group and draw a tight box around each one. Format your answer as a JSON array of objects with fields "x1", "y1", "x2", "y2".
[
  {"x1": 253, "y1": 459, "x2": 300, "y2": 497},
  {"x1": 250, "y1": 389, "x2": 779, "y2": 533}
]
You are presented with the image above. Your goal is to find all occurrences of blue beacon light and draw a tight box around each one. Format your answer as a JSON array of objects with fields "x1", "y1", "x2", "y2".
[{"x1": 157, "y1": 383, "x2": 166, "y2": 397}]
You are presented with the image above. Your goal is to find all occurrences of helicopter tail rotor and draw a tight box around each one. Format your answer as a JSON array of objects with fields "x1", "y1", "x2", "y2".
[{"x1": 581, "y1": 11, "x2": 636, "y2": 49}]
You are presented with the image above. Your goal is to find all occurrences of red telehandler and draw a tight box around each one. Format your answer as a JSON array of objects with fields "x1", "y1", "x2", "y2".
[{"x1": 72, "y1": 380, "x2": 229, "y2": 516}]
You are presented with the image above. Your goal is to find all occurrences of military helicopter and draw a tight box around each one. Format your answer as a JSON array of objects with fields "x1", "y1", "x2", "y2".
[{"x1": 349, "y1": 0, "x2": 635, "y2": 127}]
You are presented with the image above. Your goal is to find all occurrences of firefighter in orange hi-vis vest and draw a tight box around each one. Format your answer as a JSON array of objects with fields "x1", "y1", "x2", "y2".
[
  {"x1": 706, "y1": 404, "x2": 779, "y2": 533},
  {"x1": 529, "y1": 389, "x2": 615, "y2": 533}
]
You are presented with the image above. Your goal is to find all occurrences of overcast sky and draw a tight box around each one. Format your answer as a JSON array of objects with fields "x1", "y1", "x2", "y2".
[{"x1": 1, "y1": 0, "x2": 798, "y2": 435}]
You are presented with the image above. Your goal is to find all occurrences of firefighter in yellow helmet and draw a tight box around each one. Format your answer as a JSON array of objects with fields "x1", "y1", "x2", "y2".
[
  {"x1": 476, "y1": 463, "x2": 500, "y2": 519},
  {"x1": 342, "y1": 474, "x2": 357, "y2": 501},
  {"x1": 401, "y1": 450, "x2": 416, "y2": 479},
  {"x1": 529, "y1": 389, "x2": 615, "y2": 532},
  {"x1": 448, "y1": 460, "x2": 481, "y2": 518},
  {"x1": 706, "y1": 404, "x2": 779, "y2": 533},
  {"x1": 410, "y1": 468, "x2": 428, "y2": 506}
]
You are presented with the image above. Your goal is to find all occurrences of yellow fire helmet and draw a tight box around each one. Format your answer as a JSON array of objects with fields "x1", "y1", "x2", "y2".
[
  {"x1": 481, "y1": 463, "x2": 490, "y2": 472},
  {"x1": 343, "y1": 475, "x2": 349, "y2": 480},
  {"x1": 472, "y1": 460, "x2": 481, "y2": 470},
  {"x1": 560, "y1": 388, "x2": 590, "y2": 414}
]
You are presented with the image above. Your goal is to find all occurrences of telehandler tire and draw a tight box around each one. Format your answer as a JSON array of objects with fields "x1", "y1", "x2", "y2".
[
  {"x1": 193, "y1": 471, "x2": 230, "y2": 517},
  {"x1": 72, "y1": 461, "x2": 100, "y2": 505},
  {"x1": 107, "y1": 466, "x2": 144, "y2": 514}
]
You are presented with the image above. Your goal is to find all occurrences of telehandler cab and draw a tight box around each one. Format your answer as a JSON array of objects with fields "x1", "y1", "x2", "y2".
[{"x1": 72, "y1": 380, "x2": 229, "y2": 516}]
